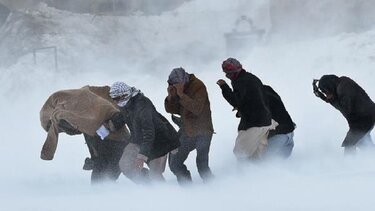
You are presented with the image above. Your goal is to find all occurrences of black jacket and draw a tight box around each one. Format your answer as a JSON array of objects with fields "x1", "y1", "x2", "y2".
[
  {"x1": 318, "y1": 76, "x2": 375, "y2": 146},
  {"x1": 220, "y1": 70, "x2": 272, "y2": 130},
  {"x1": 263, "y1": 85, "x2": 295, "y2": 137},
  {"x1": 120, "y1": 93, "x2": 180, "y2": 161}
]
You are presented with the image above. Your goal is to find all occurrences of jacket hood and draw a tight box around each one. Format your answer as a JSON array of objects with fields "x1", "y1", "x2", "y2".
[{"x1": 318, "y1": 74, "x2": 339, "y2": 94}]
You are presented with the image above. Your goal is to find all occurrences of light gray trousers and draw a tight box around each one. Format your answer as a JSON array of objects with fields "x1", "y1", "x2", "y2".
[{"x1": 119, "y1": 143, "x2": 167, "y2": 183}]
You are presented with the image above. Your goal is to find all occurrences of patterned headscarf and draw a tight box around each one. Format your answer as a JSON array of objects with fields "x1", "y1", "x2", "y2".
[
  {"x1": 109, "y1": 82, "x2": 140, "y2": 107},
  {"x1": 168, "y1": 67, "x2": 190, "y2": 85}
]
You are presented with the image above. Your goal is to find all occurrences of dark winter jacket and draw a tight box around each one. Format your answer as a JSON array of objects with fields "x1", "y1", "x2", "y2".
[
  {"x1": 318, "y1": 75, "x2": 375, "y2": 146},
  {"x1": 263, "y1": 85, "x2": 295, "y2": 137},
  {"x1": 120, "y1": 93, "x2": 180, "y2": 161},
  {"x1": 165, "y1": 74, "x2": 214, "y2": 137},
  {"x1": 220, "y1": 70, "x2": 272, "y2": 130}
]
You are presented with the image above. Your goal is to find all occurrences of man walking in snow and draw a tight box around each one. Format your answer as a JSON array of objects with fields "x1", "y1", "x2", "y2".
[
  {"x1": 217, "y1": 58, "x2": 277, "y2": 161},
  {"x1": 165, "y1": 67, "x2": 214, "y2": 184},
  {"x1": 263, "y1": 85, "x2": 296, "y2": 159},
  {"x1": 40, "y1": 85, "x2": 130, "y2": 184},
  {"x1": 313, "y1": 74, "x2": 375, "y2": 154},
  {"x1": 109, "y1": 82, "x2": 180, "y2": 183}
]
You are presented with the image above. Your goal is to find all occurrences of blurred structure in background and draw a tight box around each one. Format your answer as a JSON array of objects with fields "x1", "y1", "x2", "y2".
[{"x1": 225, "y1": 15, "x2": 265, "y2": 59}]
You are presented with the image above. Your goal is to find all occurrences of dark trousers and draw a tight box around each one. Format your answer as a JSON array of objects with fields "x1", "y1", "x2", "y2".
[
  {"x1": 169, "y1": 133, "x2": 213, "y2": 184},
  {"x1": 84, "y1": 134, "x2": 126, "y2": 184}
]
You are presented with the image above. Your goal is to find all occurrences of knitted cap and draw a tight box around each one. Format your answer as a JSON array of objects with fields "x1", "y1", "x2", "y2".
[{"x1": 168, "y1": 67, "x2": 190, "y2": 85}]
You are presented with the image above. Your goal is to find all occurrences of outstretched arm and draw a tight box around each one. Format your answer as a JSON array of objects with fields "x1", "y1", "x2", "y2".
[
  {"x1": 218, "y1": 79, "x2": 250, "y2": 110},
  {"x1": 217, "y1": 79, "x2": 239, "y2": 108}
]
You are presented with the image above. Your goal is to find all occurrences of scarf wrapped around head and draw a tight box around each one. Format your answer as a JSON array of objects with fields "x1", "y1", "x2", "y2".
[
  {"x1": 168, "y1": 67, "x2": 190, "y2": 85},
  {"x1": 109, "y1": 82, "x2": 140, "y2": 107},
  {"x1": 222, "y1": 58, "x2": 242, "y2": 73},
  {"x1": 222, "y1": 58, "x2": 244, "y2": 80}
]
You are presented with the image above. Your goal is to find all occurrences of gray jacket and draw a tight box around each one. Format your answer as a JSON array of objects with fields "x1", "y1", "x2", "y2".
[{"x1": 120, "y1": 93, "x2": 180, "y2": 161}]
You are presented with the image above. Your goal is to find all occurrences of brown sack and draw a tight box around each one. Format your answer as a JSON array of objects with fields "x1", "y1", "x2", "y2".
[{"x1": 40, "y1": 86, "x2": 123, "y2": 160}]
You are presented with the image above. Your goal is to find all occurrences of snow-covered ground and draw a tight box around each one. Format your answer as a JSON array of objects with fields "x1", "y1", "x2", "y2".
[{"x1": 1, "y1": 1, "x2": 375, "y2": 211}]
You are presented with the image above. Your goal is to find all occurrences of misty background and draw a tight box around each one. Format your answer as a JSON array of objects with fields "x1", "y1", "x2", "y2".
[{"x1": 0, "y1": 0, "x2": 375, "y2": 210}]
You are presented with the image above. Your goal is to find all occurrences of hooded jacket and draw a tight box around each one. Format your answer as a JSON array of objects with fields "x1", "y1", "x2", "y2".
[
  {"x1": 165, "y1": 74, "x2": 214, "y2": 137},
  {"x1": 220, "y1": 70, "x2": 272, "y2": 131},
  {"x1": 120, "y1": 93, "x2": 180, "y2": 161},
  {"x1": 40, "y1": 86, "x2": 130, "y2": 160},
  {"x1": 263, "y1": 85, "x2": 295, "y2": 137},
  {"x1": 318, "y1": 75, "x2": 375, "y2": 146}
]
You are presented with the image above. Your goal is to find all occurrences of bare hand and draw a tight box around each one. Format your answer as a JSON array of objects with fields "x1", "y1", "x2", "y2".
[
  {"x1": 167, "y1": 85, "x2": 177, "y2": 100},
  {"x1": 217, "y1": 79, "x2": 226, "y2": 86},
  {"x1": 167, "y1": 85, "x2": 177, "y2": 96},
  {"x1": 173, "y1": 83, "x2": 185, "y2": 96}
]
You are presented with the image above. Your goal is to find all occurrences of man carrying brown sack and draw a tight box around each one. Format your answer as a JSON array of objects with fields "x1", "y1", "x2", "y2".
[
  {"x1": 109, "y1": 82, "x2": 180, "y2": 184},
  {"x1": 40, "y1": 85, "x2": 130, "y2": 184}
]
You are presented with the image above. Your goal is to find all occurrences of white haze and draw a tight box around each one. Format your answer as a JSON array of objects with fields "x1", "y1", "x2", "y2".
[{"x1": 0, "y1": 1, "x2": 375, "y2": 210}]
